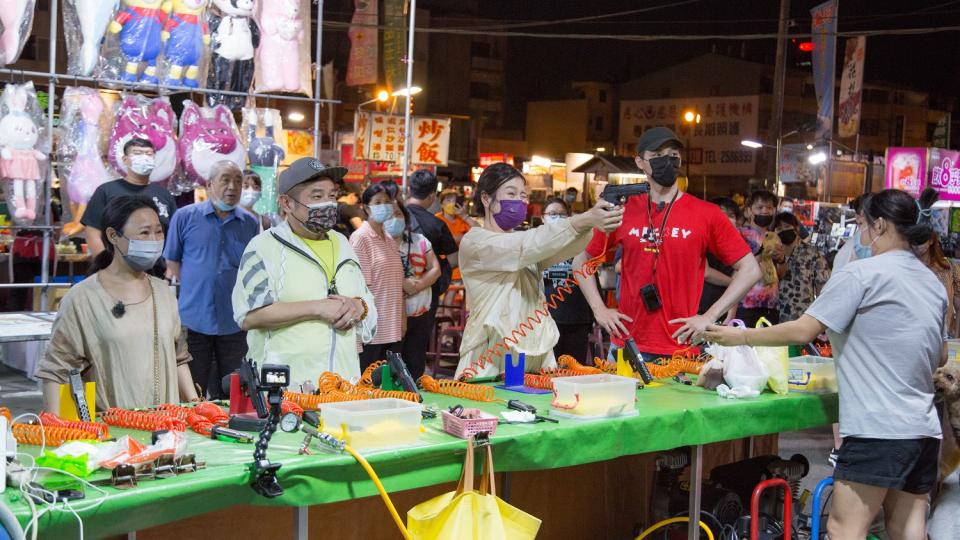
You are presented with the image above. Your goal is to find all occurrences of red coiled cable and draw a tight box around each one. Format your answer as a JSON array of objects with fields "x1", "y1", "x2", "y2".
[{"x1": 193, "y1": 402, "x2": 230, "y2": 425}]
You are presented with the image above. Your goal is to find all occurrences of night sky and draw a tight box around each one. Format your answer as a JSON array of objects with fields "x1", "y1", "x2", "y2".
[{"x1": 475, "y1": 0, "x2": 960, "y2": 127}]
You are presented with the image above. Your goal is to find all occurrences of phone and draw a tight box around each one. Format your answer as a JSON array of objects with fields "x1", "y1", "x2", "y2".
[{"x1": 640, "y1": 283, "x2": 663, "y2": 312}]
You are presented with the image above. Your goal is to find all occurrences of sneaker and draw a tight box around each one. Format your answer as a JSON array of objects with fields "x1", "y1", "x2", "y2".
[{"x1": 828, "y1": 447, "x2": 839, "y2": 468}]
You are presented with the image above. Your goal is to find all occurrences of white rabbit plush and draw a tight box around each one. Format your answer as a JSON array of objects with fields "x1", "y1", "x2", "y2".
[{"x1": 0, "y1": 83, "x2": 47, "y2": 223}]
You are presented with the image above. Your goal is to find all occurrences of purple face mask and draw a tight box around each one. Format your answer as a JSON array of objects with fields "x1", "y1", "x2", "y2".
[{"x1": 493, "y1": 199, "x2": 528, "y2": 230}]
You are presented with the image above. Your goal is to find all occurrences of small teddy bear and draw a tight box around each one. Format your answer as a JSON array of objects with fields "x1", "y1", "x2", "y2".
[{"x1": 933, "y1": 362, "x2": 960, "y2": 479}]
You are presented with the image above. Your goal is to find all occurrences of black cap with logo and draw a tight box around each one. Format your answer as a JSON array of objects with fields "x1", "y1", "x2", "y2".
[{"x1": 279, "y1": 158, "x2": 348, "y2": 194}]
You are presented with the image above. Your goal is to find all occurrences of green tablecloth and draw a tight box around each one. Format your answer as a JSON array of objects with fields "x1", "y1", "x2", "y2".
[{"x1": 5, "y1": 382, "x2": 837, "y2": 538}]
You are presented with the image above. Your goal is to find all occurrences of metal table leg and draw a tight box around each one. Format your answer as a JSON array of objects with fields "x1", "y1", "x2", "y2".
[
  {"x1": 293, "y1": 506, "x2": 308, "y2": 539},
  {"x1": 501, "y1": 471, "x2": 512, "y2": 502},
  {"x1": 688, "y1": 445, "x2": 703, "y2": 540}
]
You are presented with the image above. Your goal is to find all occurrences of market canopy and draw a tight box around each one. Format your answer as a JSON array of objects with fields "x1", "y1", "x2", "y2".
[{"x1": 572, "y1": 155, "x2": 642, "y2": 175}]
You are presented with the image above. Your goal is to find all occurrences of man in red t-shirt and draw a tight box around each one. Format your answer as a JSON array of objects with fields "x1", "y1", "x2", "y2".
[{"x1": 574, "y1": 127, "x2": 761, "y2": 359}]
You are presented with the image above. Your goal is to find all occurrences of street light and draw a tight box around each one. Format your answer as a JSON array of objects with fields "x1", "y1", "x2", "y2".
[
  {"x1": 357, "y1": 88, "x2": 391, "y2": 111},
  {"x1": 741, "y1": 139, "x2": 764, "y2": 149},
  {"x1": 681, "y1": 110, "x2": 701, "y2": 184},
  {"x1": 808, "y1": 152, "x2": 828, "y2": 165},
  {"x1": 391, "y1": 86, "x2": 422, "y2": 97}
]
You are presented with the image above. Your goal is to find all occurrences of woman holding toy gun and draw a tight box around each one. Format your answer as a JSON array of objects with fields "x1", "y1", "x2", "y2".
[{"x1": 453, "y1": 162, "x2": 623, "y2": 380}]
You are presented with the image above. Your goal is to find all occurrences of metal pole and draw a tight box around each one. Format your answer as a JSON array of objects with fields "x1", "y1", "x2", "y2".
[
  {"x1": 313, "y1": 0, "x2": 325, "y2": 157},
  {"x1": 687, "y1": 445, "x2": 703, "y2": 540},
  {"x1": 400, "y1": 0, "x2": 417, "y2": 188},
  {"x1": 40, "y1": 0, "x2": 60, "y2": 311},
  {"x1": 770, "y1": 0, "x2": 790, "y2": 183}
]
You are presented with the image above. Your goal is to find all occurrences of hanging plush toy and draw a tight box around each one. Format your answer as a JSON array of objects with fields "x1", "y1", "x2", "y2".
[
  {"x1": 244, "y1": 108, "x2": 284, "y2": 217},
  {"x1": 65, "y1": 0, "x2": 120, "y2": 76},
  {"x1": 161, "y1": 0, "x2": 210, "y2": 88},
  {"x1": 60, "y1": 88, "x2": 112, "y2": 236},
  {"x1": 107, "y1": 95, "x2": 179, "y2": 185},
  {"x1": 108, "y1": 0, "x2": 170, "y2": 83},
  {"x1": 178, "y1": 101, "x2": 245, "y2": 188},
  {"x1": 256, "y1": 0, "x2": 303, "y2": 93},
  {"x1": 0, "y1": 84, "x2": 46, "y2": 223},
  {"x1": 206, "y1": 0, "x2": 259, "y2": 109},
  {"x1": 0, "y1": 0, "x2": 36, "y2": 66}
]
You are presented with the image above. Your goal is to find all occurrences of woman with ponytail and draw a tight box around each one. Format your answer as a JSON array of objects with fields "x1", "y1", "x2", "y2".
[
  {"x1": 36, "y1": 195, "x2": 198, "y2": 411},
  {"x1": 703, "y1": 188, "x2": 948, "y2": 540}
]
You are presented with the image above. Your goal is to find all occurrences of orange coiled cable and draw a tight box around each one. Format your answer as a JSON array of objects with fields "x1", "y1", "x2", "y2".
[
  {"x1": 360, "y1": 360, "x2": 388, "y2": 387},
  {"x1": 281, "y1": 400, "x2": 304, "y2": 417},
  {"x1": 351, "y1": 387, "x2": 422, "y2": 403},
  {"x1": 283, "y1": 390, "x2": 363, "y2": 410},
  {"x1": 101, "y1": 408, "x2": 187, "y2": 432},
  {"x1": 523, "y1": 368, "x2": 594, "y2": 389},
  {"x1": 12, "y1": 423, "x2": 95, "y2": 446},
  {"x1": 193, "y1": 402, "x2": 230, "y2": 425},
  {"x1": 557, "y1": 355, "x2": 604, "y2": 374},
  {"x1": 458, "y1": 239, "x2": 610, "y2": 381},
  {"x1": 418, "y1": 375, "x2": 496, "y2": 402},
  {"x1": 158, "y1": 404, "x2": 215, "y2": 436},
  {"x1": 0, "y1": 407, "x2": 11, "y2": 422},
  {"x1": 37, "y1": 412, "x2": 109, "y2": 440}
]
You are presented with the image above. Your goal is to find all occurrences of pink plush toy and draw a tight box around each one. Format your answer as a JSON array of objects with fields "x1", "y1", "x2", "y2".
[
  {"x1": 107, "y1": 95, "x2": 179, "y2": 185},
  {"x1": 65, "y1": 90, "x2": 111, "y2": 205},
  {"x1": 256, "y1": 0, "x2": 302, "y2": 93},
  {"x1": 0, "y1": 0, "x2": 35, "y2": 66},
  {"x1": 0, "y1": 84, "x2": 46, "y2": 222},
  {"x1": 177, "y1": 101, "x2": 245, "y2": 187}
]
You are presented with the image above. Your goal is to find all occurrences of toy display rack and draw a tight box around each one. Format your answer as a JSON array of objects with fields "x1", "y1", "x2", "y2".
[{"x1": 0, "y1": 0, "x2": 339, "y2": 310}]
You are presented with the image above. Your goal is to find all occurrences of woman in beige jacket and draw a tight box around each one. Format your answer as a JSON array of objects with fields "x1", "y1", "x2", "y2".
[{"x1": 454, "y1": 163, "x2": 623, "y2": 380}]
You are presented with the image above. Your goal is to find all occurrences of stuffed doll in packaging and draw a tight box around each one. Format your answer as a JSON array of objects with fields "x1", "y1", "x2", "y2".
[
  {"x1": 178, "y1": 101, "x2": 245, "y2": 188},
  {"x1": 256, "y1": 0, "x2": 303, "y2": 92},
  {"x1": 0, "y1": 84, "x2": 46, "y2": 223},
  {"x1": 206, "y1": 0, "x2": 259, "y2": 108},
  {"x1": 161, "y1": 0, "x2": 210, "y2": 88},
  {"x1": 0, "y1": 0, "x2": 36, "y2": 65},
  {"x1": 107, "y1": 95, "x2": 179, "y2": 185},
  {"x1": 244, "y1": 108, "x2": 284, "y2": 216},
  {"x1": 60, "y1": 88, "x2": 112, "y2": 236},
  {"x1": 108, "y1": 0, "x2": 170, "y2": 83},
  {"x1": 65, "y1": 0, "x2": 120, "y2": 76}
]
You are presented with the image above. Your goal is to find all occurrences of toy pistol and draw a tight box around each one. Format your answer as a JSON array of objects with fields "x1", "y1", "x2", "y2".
[
  {"x1": 238, "y1": 359, "x2": 268, "y2": 418},
  {"x1": 600, "y1": 183, "x2": 650, "y2": 206},
  {"x1": 386, "y1": 351, "x2": 424, "y2": 402}
]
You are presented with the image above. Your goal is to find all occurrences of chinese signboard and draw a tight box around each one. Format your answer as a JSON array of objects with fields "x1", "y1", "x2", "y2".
[
  {"x1": 354, "y1": 112, "x2": 451, "y2": 166},
  {"x1": 479, "y1": 153, "x2": 514, "y2": 167},
  {"x1": 884, "y1": 147, "x2": 927, "y2": 197},
  {"x1": 837, "y1": 36, "x2": 865, "y2": 139},
  {"x1": 811, "y1": 1, "x2": 838, "y2": 141},
  {"x1": 927, "y1": 148, "x2": 960, "y2": 201},
  {"x1": 383, "y1": 0, "x2": 406, "y2": 91},
  {"x1": 618, "y1": 95, "x2": 760, "y2": 176}
]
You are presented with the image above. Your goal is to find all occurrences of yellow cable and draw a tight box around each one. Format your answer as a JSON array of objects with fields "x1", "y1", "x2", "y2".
[
  {"x1": 344, "y1": 444, "x2": 412, "y2": 540},
  {"x1": 635, "y1": 517, "x2": 715, "y2": 540}
]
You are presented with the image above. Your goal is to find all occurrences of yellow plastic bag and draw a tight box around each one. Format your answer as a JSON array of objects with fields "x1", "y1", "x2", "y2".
[
  {"x1": 407, "y1": 436, "x2": 542, "y2": 540},
  {"x1": 753, "y1": 317, "x2": 789, "y2": 394}
]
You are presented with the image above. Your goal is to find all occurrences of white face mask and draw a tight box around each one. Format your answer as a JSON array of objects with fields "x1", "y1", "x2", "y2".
[
  {"x1": 384, "y1": 216, "x2": 405, "y2": 238},
  {"x1": 120, "y1": 237, "x2": 164, "y2": 272},
  {"x1": 369, "y1": 203, "x2": 394, "y2": 224},
  {"x1": 240, "y1": 189, "x2": 261, "y2": 207},
  {"x1": 129, "y1": 155, "x2": 156, "y2": 176},
  {"x1": 543, "y1": 214, "x2": 563, "y2": 224}
]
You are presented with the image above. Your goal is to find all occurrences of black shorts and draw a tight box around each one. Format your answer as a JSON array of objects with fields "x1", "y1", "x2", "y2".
[{"x1": 834, "y1": 436, "x2": 940, "y2": 495}]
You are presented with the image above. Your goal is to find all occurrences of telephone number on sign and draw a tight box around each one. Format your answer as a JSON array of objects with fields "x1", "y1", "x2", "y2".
[{"x1": 719, "y1": 151, "x2": 754, "y2": 164}]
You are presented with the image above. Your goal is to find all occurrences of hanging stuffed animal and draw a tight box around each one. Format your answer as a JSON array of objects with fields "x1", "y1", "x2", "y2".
[
  {"x1": 206, "y1": 0, "x2": 259, "y2": 108},
  {"x1": 0, "y1": 84, "x2": 46, "y2": 223},
  {"x1": 256, "y1": 0, "x2": 303, "y2": 93},
  {"x1": 108, "y1": 0, "x2": 170, "y2": 83},
  {"x1": 178, "y1": 101, "x2": 245, "y2": 187},
  {"x1": 244, "y1": 108, "x2": 284, "y2": 216},
  {"x1": 60, "y1": 88, "x2": 112, "y2": 236},
  {"x1": 66, "y1": 0, "x2": 120, "y2": 75},
  {"x1": 0, "y1": 0, "x2": 36, "y2": 66},
  {"x1": 107, "y1": 95, "x2": 179, "y2": 185},
  {"x1": 161, "y1": 0, "x2": 210, "y2": 88}
]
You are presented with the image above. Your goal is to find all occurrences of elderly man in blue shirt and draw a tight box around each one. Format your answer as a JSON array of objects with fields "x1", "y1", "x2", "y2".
[{"x1": 164, "y1": 160, "x2": 259, "y2": 398}]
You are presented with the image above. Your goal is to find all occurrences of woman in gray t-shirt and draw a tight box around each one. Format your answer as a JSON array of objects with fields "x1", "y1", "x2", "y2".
[{"x1": 704, "y1": 188, "x2": 947, "y2": 540}]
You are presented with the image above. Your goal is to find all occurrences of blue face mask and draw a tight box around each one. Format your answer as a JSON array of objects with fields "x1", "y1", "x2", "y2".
[
  {"x1": 212, "y1": 198, "x2": 236, "y2": 212},
  {"x1": 369, "y1": 203, "x2": 394, "y2": 224},
  {"x1": 853, "y1": 226, "x2": 875, "y2": 259}
]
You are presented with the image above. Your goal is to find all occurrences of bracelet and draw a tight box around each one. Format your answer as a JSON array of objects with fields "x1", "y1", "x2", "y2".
[{"x1": 353, "y1": 297, "x2": 369, "y2": 321}]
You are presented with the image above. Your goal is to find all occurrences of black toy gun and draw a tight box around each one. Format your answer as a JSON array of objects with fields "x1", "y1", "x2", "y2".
[
  {"x1": 238, "y1": 359, "x2": 269, "y2": 418},
  {"x1": 385, "y1": 351, "x2": 423, "y2": 402},
  {"x1": 622, "y1": 338, "x2": 654, "y2": 385},
  {"x1": 600, "y1": 183, "x2": 650, "y2": 205}
]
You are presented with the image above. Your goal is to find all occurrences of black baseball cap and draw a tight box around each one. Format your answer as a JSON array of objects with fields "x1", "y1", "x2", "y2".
[
  {"x1": 636, "y1": 126, "x2": 684, "y2": 155},
  {"x1": 279, "y1": 158, "x2": 347, "y2": 194}
]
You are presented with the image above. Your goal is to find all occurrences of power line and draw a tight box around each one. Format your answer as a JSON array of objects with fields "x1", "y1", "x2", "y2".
[
  {"x1": 447, "y1": 0, "x2": 703, "y2": 30},
  {"x1": 322, "y1": 19, "x2": 960, "y2": 41}
]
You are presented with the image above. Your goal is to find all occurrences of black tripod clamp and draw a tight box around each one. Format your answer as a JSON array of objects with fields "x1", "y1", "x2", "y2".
[{"x1": 250, "y1": 390, "x2": 285, "y2": 498}]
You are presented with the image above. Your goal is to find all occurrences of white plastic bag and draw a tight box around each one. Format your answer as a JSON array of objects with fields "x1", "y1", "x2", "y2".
[
  {"x1": 753, "y1": 317, "x2": 789, "y2": 395},
  {"x1": 63, "y1": 0, "x2": 120, "y2": 76},
  {"x1": 706, "y1": 342, "x2": 769, "y2": 395},
  {"x1": 0, "y1": 0, "x2": 37, "y2": 66}
]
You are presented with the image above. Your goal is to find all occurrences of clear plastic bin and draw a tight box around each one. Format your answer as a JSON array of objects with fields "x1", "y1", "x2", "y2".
[
  {"x1": 788, "y1": 356, "x2": 837, "y2": 394},
  {"x1": 320, "y1": 398, "x2": 423, "y2": 450},
  {"x1": 550, "y1": 374, "x2": 638, "y2": 418}
]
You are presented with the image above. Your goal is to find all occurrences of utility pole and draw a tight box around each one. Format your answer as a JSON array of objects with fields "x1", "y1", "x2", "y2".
[{"x1": 770, "y1": 0, "x2": 791, "y2": 185}]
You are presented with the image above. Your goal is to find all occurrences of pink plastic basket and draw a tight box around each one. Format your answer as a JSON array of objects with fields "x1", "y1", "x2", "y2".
[{"x1": 441, "y1": 409, "x2": 499, "y2": 439}]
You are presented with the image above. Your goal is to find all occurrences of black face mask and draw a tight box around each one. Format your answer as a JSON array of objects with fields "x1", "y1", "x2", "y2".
[
  {"x1": 777, "y1": 229, "x2": 798, "y2": 245},
  {"x1": 753, "y1": 214, "x2": 773, "y2": 228},
  {"x1": 648, "y1": 155, "x2": 681, "y2": 187}
]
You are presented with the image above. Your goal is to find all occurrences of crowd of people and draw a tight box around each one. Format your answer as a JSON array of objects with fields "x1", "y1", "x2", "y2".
[{"x1": 28, "y1": 126, "x2": 957, "y2": 539}]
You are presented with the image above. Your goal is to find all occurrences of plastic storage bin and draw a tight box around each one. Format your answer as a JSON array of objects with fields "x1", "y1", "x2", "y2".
[
  {"x1": 441, "y1": 409, "x2": 498, "y2": 439},
  {"x1": 550, "y1": 374, "x2": 638, "y2": 418},
  {"x1": 788, "y1": 356, "x2": 837, "y2": 394},
  {"x1": 320, "y1": 398, "x2": 423, "y2": 450}
]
